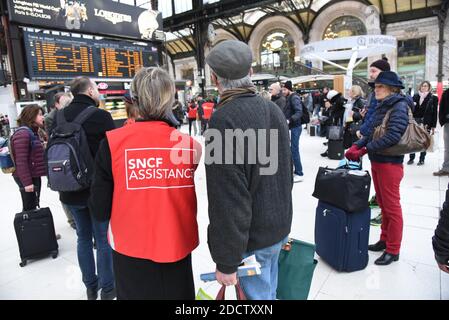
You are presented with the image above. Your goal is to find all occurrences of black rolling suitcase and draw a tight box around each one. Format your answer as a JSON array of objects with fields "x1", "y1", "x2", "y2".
[
  {"x1": 328, "y1": 139, "x2": 344, "y2": 160},
  {"x1": 14, "y1": 207, "x2": 59, "y2": 267}
]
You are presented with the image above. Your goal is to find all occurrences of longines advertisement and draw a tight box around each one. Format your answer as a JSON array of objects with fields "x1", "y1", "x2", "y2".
[{"x1": 7, "y1": 0, "x2": 164, "y2": 41}]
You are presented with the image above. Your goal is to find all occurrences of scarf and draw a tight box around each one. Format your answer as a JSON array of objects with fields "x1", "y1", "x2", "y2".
[
  {"x1": 217, "y1": 86, "x2": 257, "y2": 108},
  {"x1": 419, "y1": 91, "x2": 430, "y2": 106}
]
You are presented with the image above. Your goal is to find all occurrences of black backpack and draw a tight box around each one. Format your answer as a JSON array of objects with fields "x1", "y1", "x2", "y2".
[
  {"x1": 46, "y1": 107, "x2": 97, "y2": 192},
  {"x1": 301, "y1": 102, "x2": 310, "y2": 124}
]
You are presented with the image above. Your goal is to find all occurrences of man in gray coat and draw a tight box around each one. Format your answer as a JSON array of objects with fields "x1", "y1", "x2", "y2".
[{"x1": 205, "y1": 40, "x2": 293, "y2": 300}]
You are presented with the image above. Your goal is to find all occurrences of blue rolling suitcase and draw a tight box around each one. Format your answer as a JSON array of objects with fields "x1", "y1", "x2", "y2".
[{"x1": 315, "y1": 200, "x2": 370, "y2": 272}]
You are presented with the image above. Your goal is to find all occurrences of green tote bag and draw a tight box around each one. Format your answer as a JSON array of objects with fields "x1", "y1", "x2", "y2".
[{"x1": 277, "y1": 238, "x2": 318, "y2": 300}]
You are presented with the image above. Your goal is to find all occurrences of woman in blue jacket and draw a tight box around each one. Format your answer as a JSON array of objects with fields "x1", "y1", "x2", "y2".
[{"x1": 345, "y1": 71, "x2": 411, "y2": 266}]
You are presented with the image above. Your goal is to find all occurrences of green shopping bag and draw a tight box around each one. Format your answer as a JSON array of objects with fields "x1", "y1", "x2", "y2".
[
  {"x1": 195, "y1": 287, "x2": 214, "y2": 300},
  {"x1": 277, "y1": 238, "x2": 318, "y2": 300}
]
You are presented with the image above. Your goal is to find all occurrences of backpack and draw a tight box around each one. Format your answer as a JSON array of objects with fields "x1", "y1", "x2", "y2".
[
  {"x1": 0, "y1": 127, "x2": 36, "y2": 174},
  {"x1": 46, "y1": 107, "x2": 97, "y2": 192},
  {"x1": 301, "y1": 102, "x2": 310, "y2": 124},
  {"x1": 288, "y1": 93, "x2": 310, "y2": 125}
]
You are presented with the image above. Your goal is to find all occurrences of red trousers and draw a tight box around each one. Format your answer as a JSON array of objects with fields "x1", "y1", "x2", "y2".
[{"x1": 371, "y1": 162, "x2": 404, "y2": 255}]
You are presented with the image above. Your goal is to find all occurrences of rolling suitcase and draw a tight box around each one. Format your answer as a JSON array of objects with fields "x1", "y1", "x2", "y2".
[
  {"x1": 315, "y1": 201, "x2": 370, "y2": 272},
  {"x1": 14, "y1": 207, "x2": 59, "y2": 267},
  {"x1": 328, "y1": 139, "x2": 344, "y2": 160},
  {"x1": 308, "y1": 125, "x2": 317, "y2": 137}
]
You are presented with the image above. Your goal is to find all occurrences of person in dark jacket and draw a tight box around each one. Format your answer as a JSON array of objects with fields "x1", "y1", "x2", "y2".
[
  {"x1": 89, "y1": 67, "x2": 201, "y2": 300},
  {"x1": 282, "y1": 80, "x2": 304, "y2": 183},
  {"x1": 205, "y1": 40, "x2": 293, "y2": 300},
  {"x1": 269, "y1": 83, "x2": 286, "y2": 114},
  {"x1": 320, "y1": 89, "x2": 346, "y2": 157},
  {"x1": 44, "y1": 92, "x2": 73, "y2": 135},
  {"x1": 346, "y1": 71, "x2": 410, "y2": 266},
  {"x1": 45, "y1": 92, "x2": 77, "y2": 230},
  {"x1": 434, "y1": 87, "x2": 449, "y2": 176},
  {"x1": 407, "y1": 81, "x2": 438, "y2": 166},
  {"x1": 11, "y1": 105, "x2": 46, "y2": 211},
  {"x1": 358, "y1": 57, "x2": 391, "y2": 139},
  {"x1": 343, "y1": 85, "x2": 366, "y2": 149},
  {"x1": 433, "y1": 183, "x2": 449, "y2": 274},
  {"x1": 50, "y1": 76, "x2": 116, "y2": 300}
]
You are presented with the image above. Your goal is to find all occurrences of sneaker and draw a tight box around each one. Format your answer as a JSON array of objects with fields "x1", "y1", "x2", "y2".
[
  {"x1": 417, "y1": 160, "x2": 424, "y2": 166},
  {"x1": 407, "y1": 159, "x2": 414, "y2": 165},
  {"x1": 101, "y1": 287, "x2": 117, "y2": 300},
  {"x1": 368, "y1": 195, "x2": 379, "y2": 208},
  {"x1": 293, "y1": 174, "x2": 304, "y2": 183},
  {"x1": 320, "y1": 151, "x2": 328, "y2": 157},
  {"x1": 87, "y1": 287, "x2": 98, "y2": 300},
  {"x1": 370, "y1": 212, "x2": 382, "y2": 226},
  {"x1": 433, "y1": 170, "x2": 449, "y2": 177}
]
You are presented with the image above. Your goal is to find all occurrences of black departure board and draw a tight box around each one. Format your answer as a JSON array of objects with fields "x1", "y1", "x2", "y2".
[{"x1": 23, "y1": 31, "x2": 159, "y2": 80}]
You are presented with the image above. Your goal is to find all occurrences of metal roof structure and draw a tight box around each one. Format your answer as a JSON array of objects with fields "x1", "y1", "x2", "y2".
[{"x1": 162, "y1": 0, "x2": 444, "y2": 60}]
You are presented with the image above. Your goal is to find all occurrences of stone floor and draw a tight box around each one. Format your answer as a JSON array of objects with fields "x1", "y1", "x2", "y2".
[{"x1": 0, "y1": 123, "x2": 448, "y2": 300}]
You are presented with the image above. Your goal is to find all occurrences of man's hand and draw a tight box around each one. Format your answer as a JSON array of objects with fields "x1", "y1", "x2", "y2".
[
  {"x1": 356, "y1": 130, "x2": 363, "y2": 139},
  {"x1": 24, "y1": 184, "x2": 34, "y2": 193},
  {"x1": 431, "y1": 128, "x2": 435, "y2": 135},
  {"x1": 438, "y1": 263, "x2": 449, "y2": 274},
  {"x1": 216, "y1": 270, "x2": 237, "y2": 286}
]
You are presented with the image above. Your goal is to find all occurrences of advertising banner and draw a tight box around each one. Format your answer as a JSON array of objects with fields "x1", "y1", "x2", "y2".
[{"x1": 8, "y1": 0, "x2": 164, "y2": 41}]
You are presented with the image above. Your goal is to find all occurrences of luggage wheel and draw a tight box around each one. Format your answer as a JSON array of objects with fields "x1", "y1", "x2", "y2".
[
  {"x1": 19, "y1": 260, "x2": 27, "y2": 267},
  {"x1": 51, "y1": 251, "x2": 58, "y2": 259}
]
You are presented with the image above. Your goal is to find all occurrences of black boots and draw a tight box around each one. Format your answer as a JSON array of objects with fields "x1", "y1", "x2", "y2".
[
  {"x1": 375, "y1": 252, "x2": 399, "y2": 265},
  {"x1": 368, "y1": 240, "x2": 386, "y2": 252}
]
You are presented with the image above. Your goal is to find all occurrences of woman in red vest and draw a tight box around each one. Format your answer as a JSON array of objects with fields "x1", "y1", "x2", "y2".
[
  {"x1": 187, "y1": 100, "x2": 198, "y2": 136},
  {"x1": 88, "y1": 67, "x2": 202, "y2": 300}
]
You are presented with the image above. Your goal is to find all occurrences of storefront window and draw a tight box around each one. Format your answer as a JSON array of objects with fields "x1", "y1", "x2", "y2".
[
  {"x1": 260, "y1": 30, "x2": 295, "y2": 72},
  {"x1": 397, "y1": 38, "x2": 426, "y2": 93},
  {"x1": 322, "y1": 16, "x2": 367, "y2": 78}
]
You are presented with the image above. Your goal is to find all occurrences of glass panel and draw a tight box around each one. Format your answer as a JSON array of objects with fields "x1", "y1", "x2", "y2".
[
  {"x1": 381, "y1": 0, "x2": 397, "y2": 14},
  {"x1": 322, "y1": 16, "x2": 367, "y2": 40},
  {"x1": 159, "y1": 0, "x2": 173, "y2": 18},
  {"x1": 397, "y1": 38, "x2": 426, "y2": 92},
  {"x1": 411, "y1": 0, "x2": 427, "y2": 10},
  {"x1": 136, "y1": 0, "x2": 152, "y2": 9},
  {"x1": 322, "y1": 16, "x2": 367, "y2": 77},
  {"x1": 119, "y1": 0, "x2": 135, "y2": 5},
  {"x1": 396, "y1": 0, "x2": 412, "y2": 12},
  {"x1": 175, "y1": 0, "x2": 193, "y2": 14},
  {"x1": 260, "y1": 30, "x2": 296, "y2": 73}
]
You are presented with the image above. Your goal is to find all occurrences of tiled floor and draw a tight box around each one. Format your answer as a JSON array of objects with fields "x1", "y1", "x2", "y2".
[{"x1": 0, "y1": 124, "x2": 447, "y2": 300}]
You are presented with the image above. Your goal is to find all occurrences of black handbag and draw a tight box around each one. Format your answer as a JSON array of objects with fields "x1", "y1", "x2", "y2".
[{"x1": 312, "y1": 167, "x2": 371, "y2": 213}]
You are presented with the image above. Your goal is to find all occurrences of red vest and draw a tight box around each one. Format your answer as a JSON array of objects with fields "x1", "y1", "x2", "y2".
[
  {"x1": 202, "y1": 102, "x2": 214, "y2": 120},
  {"x1": 187, "y1": 104, "x2": 198, "y2": 119},
  {"x1": 106, "y1": 121, "x2": 201, "y2": 263}
]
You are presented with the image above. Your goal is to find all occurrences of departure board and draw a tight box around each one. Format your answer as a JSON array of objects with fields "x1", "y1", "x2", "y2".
[{"x1": 23, "y1": 31, "x2": 159, "y2": 80}]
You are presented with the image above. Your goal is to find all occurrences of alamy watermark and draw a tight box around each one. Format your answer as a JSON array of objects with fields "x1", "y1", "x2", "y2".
[{"x1": 170, "y1": 128, "x2": 281, "y2": 176}]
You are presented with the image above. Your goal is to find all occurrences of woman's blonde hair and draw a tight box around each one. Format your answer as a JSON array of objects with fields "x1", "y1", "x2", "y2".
[
  {"x1": 130, "y1": 67, "x2": 175, "y2": 120},
  {"x1": 351, "y1": 85, "x2": 364, "y2": 98}
]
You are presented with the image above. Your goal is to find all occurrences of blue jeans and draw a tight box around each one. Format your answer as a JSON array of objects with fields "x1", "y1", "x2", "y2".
[
  {"x1": 239, "y1": 237, "x2": 288, "y2": 300},
  {"x1": 65, "y1": 204, "x2": 114, "y2": 293},
  {"x1": 290, "y1": 126, "x2": 303, "y2": 176}
]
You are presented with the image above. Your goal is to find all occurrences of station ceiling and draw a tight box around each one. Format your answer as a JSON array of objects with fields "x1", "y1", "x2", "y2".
[{"x1": 163, "y1": 0, "x2": 444, "y2": 60}]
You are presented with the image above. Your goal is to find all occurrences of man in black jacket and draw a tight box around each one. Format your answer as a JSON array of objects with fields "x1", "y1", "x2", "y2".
[
  {"x1": 205, "y1": 40, "x2": 293, "y2": 300},
  {"x1": 269, "y1": 83, "x2": 286, "y2": 114},
  {"x1": 50, "y1": 77, "x2": 116, "y2": 300},
  {"x1": 433, "y1": 183, "x2": 449, "y2": 274},
  {"x1": 282, "y1": 80, "x2": 304, "y2": 183},
  {"x1": 434, "y1": 87, "x2": 449, "y2": 176}
]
